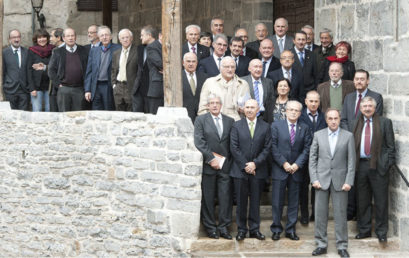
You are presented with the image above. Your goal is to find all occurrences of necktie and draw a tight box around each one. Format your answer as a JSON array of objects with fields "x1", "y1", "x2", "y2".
[
  {"x1": 235, "y1": 57, "x2": 238, "y2": 67},
  {"x1": 14, "y1": 49, "x2": 19, "y2": 68},
  {"x1": 355, "y1": 93, "x2": 362, "y2": 117},
  {"x1": 70, "y1": 47, "x2": 74, "y2": 53},
  {"x1": 364, "y1": 119, "x2": 371, "y2": 156},
  {"x1": 118, "y1": 49, "x2": 128, "y2": 81},
  {"x1": 307, "y1": 45, "x2": 311, "y2": 51},
  {"x1": 298, "y1": 51, "x2": 304, "y2": 67},
  {"x1": 290, "y1": 124, "x2": 295, "y2": 145},
  {"x1": 189, "y1": 73, "x2": 196, "y2": 95},
  {"x1": 309, "y1": 113, "x2": 317, "y2": 131},
  {"x1": 279, "y1": 38, "x2": 284, "y2": 53},
  {"x1": 330, "y1": 132, "x2": 336, "y2": 156},
  {"x1": 191, "y1": 46, "x2": 196, "y2": 54},
  {"x1": 262, "y1": 61, "x2": 267, "y2": 78},
  {"x1": 286, "y1": 71, "x2": 291, "y2": 81},
  {"x1": 217, "y1": 57, "x2": 222, "y2": 71},
  {"x1": 215, "y1": 117, "x2": 222, "y2": 138},
  {"x1": 249, "y1": 121, "x2": 255, "y2": 138}
]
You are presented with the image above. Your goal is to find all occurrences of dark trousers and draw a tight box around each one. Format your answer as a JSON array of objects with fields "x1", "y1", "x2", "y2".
[
  {"x1": 271, "y1": 176, "x2": 300, "y2": 233},
  {"x1": 57, "y1": 86, "x2": 84, "y2": 112},
  {"x1": 5, "y1": 93, "x2": 30, "y2": 110},
  {"x1": 356, "y1": 160, "x2": 389, "y2": 237},
  {"x1": 201, "y1": 172, "x2": 232, "y2": 234},
  {"x1": 234, "y1": 177, "x2": 265, "y2": 233},
  {"x1": 147, "y1": 96, "x2": 164, "y2": 114},
  {"x1": 113, "y1": 81, "x2": 132, "y2": 111},
  {"x1": 49, "y1": 94, "x2": 59, "y2": 112},
  {"x1": 92, "y1": 82, "x2": 115, "y2": 110},
  {"x1": 132, "y1": 91, "x2": 149, "y2": 113},
  {"x1": 300, "y1": 166, "x2": 315, "y2": 219},
  {"x1": 347, "y1": 185, "x2": 357, "y2": 219}
]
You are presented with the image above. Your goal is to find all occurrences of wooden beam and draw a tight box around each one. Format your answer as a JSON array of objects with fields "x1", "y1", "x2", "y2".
[
  {"x1": 102, "y1": 0, "x2": 112, "y2": 29},
  {"x1": 0, "y1": 0, "x2": 4, "y2": 101},
  {"x1": 162, "y1": 0, "x2": 182, "y2": 107}
]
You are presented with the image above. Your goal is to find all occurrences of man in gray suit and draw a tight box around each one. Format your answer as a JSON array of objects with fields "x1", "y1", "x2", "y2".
[
  {"x1": 309, "y1": 108, "x2": 356, "y2": 258},
  {"x1": 270, "y1": 18, "x2": 294, "y2": 59},
  {"x1": 2, "y1": 29, "x2": 30, "y2": 110}
]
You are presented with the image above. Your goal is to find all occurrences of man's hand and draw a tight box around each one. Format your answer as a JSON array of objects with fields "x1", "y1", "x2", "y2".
[
  {"x1": 32, "y1": 62, "x2": 45, "y2": 71},
  {"x1": 209, "y1": 159, "x2": 220, "y2": 170},
  {"x1": 342, "y1": 184, "x2": 351, "y2": 192},
  {"x1": 30, "y1": 90, "x2": 37, "y2": 97},
  {"x1": 312, "y1": 181, "x2": 321, "y2": 189},
  {"x1": 289, "y1": 163, "x2": 299, "y2": 174},
  {"x1": 245, "y1": 162, "x2": 256, "y2": 175},
  {"x1": 283, "y1": 162, "x2": 292, "y2": 173},
  {"x1": 85, "y1": 92, "x2": 92, "y2": 102}
]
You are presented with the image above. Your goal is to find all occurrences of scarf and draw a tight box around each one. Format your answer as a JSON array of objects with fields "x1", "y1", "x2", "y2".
[
  {"x1": 326, "y1": 55, "x2": 349, "y2": 63},
  {"x1": 353, "y1": 113, "x2": 382, "y2": 169},
  {"x1": 29, "y1": 44, "x2": 55, "y2": 58}
]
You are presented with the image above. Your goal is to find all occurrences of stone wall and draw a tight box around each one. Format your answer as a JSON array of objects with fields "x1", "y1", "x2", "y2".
[
  {"x1": 0, "y1": 108, "x2": 203, "y2": 256},
  {"x1": 315, "y1": 0, "x2": 409, "y2": 250},
  {"x1": 3, "y1": 0, "x2": 119, "y2": 47}
]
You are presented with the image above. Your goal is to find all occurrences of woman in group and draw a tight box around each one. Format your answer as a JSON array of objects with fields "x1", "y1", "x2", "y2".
[
  {"x1": 318, "y1": 41, "x2": 356, "y2": 83},
  {"x1": 27, "y1": 28, "x2": 55, "y2": 112},
  {"x1": 266, "y1": 78, "x2": 292, "y2": 124},
  {"x1": 199, "y1": 31, "x2": 213, "y2": 55}
]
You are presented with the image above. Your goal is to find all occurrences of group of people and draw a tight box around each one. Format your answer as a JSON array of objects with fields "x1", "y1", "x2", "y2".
[{"x1": 191, "y1": 17, "x2": 396, "y2": 258}]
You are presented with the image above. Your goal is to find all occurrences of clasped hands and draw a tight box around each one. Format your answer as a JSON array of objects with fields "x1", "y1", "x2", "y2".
[
  {"x1": 312, "y1": 181, "x2": 351, "y2": 192},
  {"x1": 244, "y1": 162, "x2": 256, "y2": 175},
  {"x1": 283, "y1": 162, "x2": 298, "y2": 174}
]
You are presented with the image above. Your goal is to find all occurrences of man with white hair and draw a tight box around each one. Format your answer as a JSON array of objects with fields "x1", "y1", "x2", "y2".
[
  {"x1": 198, "y1": 56, "x2": 250, "y2": 121},
  {"x1": 182, "y1": 24, "x2": 210, "y2": 61},
  {"x1": 270, "y1": 17, "x2": 294, "y2": 59},
  {"x1": 111, "y1": 28, "x2": 138, "y2": 111}
]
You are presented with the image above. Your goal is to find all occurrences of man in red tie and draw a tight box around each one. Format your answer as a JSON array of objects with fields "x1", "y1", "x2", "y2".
[{"x1": 353, "y1": 96, "x2": 395, "y2": 243}]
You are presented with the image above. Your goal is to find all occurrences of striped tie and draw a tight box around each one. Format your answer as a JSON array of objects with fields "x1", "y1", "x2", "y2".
[
  {"x1": 254, "y1": 80, "x2": 261, "y2": 116},
  {"x1": 290, "y1": 124, "x2": 295, "y2": 145}
]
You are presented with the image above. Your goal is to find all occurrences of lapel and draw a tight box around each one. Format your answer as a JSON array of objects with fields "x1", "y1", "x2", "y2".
[
  {"x1": 220, "y1": 114, "x2": 231, "y2": 140},
  {"x1": 246, "y1": 76, "x2": 255, "y2": 98},
  {"x1": 182, "y1": 42, "x2": 189, "y2": 54},
  {"x1": 291, "y1": 48, "x2": 302, "y2": 69},
  {"x1": 206, "y1": 113, "x2": 220, "y2": 140},
  {"x1": 280, "y1": 120, "x2": 291, "y2": 143},
  {"x1": 126, "y1": 45, "x2": 137, "y2": 65},
  {"x1": 94, "y1": 47, "x2": 101, "y2": 71},
  {"x1": 210, "y1": 56, "x2": 219, "y2": 73},
  {"x1": 260, "y1": 77, "x2": 269, "y2": 103},
  {"x1": 323, "y1": 129, "x2": 332, "y2": 157},
  {"x1": 332, "y1": 129, "x2": 343, "y2": 157},
  {"x1": 182, "y1": 71, "x2": 190, "y2": 95},
  {"x1": 294, "y1": 122, "x2": 303, "y2": 145}
]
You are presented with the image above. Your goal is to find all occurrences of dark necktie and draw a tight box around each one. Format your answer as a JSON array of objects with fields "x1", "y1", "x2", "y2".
[
  {"x1": 262, "y1": 61, "x2": 267, "y2": 78},
  {"x1": 355, "y1": 93, "x2": 362, "y2": 117},
  {"x1": 298, "y1": 51, "x2": 304, "y2": 67},
  {"x1": 307, "y1": 45, "x2": 311, "y2": 51},
  {"x1": 191, "y1": 46, "x2": 196, "y2": 54},
  {"x1": 14, "y1": 49, "x2": 19, "y2": 68},
  {"x1": 217, "y1": 57, "x2": 222, "y2": 71},
  {"x1": 309, "y1": 113, "x2": 317, "y2": 131},
  {"x1": 364, "y1": 119, "x2": 371, "y2": 156},
  {"x1": 290, "y1": 124, "x2": 295, "y2": 145}
]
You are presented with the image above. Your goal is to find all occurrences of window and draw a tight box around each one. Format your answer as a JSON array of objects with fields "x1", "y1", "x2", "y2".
[{"x1": 77, "y1": 0, "x2": 118, "y2": 11}]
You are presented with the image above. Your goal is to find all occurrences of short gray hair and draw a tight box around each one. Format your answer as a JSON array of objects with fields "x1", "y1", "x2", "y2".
[
  {"x1": 207, "y1": 93, "x2": 222, "y2": 105},
  {"x1": 213, "y1": 33, "x2": 228, "y2": 44},
  {"x1": 301, "y1": 24, "x2": 314, "y2": 30},
  {"x1": 185, "y1": 24, "x2": 201, "y2": 34},
  {"x1": 97, "y1": 25, "x2": 111, "y2": 36},
  {"x1": 118, "y1": 28, "x2": 133, "y2": 38},
  {"x1": 255, "y1": 22, "x2": 267, "y2": 30},
  {"x1": 319, "y1": 28, "x2": 333, "y2": 39},
  {"x1": 286, "y1": 100, "x2": 302, "y2": 112},
  {"x1": 360, "y1": 96, "x2": 377, "y2": 108},
  {"x1": 329, "y1": 61, "x2": 344, "y2": 72}
]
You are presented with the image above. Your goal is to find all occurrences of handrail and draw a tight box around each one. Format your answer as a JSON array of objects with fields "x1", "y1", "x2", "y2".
[{"x1": 392, "y1": 164, "x2": 409, "y2": 188}]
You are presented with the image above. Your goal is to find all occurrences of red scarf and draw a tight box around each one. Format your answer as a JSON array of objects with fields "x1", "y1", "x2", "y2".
[
  {"x1": 29, "y1": 44, "x2": 55, "y2": 58},
  {"x1": 326, "y1": 55, "x2": 349, "y2": 63}
]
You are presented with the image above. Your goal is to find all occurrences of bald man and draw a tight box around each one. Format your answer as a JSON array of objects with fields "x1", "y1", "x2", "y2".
[{"x1": 270, "y1": 17, "x2": 294, "y2": 58}]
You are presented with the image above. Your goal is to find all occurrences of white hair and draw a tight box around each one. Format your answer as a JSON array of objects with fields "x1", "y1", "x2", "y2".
[
  {"x1": 118, "y1": 28, "x2": 133, "y2": 38},
  {"x1": 185, "y1": 24, "x2": 201, "y2": 34}
]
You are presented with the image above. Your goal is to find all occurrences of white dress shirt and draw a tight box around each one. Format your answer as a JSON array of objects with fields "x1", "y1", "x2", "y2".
[
  {"x1": 251, "y1": 75, "x2": 265, "y2": 111},
  {"x1": 360, "y1": 117, "x2": 373, "y2": 158},
  {"x1": 11, "y1": 46, "x2": 21, "y2": 68},
  {"x1": 328, "y1": 128, "x2": 340, "y2": 157}
]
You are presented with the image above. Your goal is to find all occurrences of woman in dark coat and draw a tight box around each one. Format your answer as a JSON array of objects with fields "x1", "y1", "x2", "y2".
[
  {"x1": 27, "y1": 29, "x2": 55, "y2": 111},
  {"x1": 318, "y1": 41, "x2": 356, "y2": 83}
]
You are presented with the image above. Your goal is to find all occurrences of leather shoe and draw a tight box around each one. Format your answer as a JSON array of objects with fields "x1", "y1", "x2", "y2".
[
  {"x1": 220, "y1": 231, "x2": 232, "y2": 240},
  {"x1": 271, "y1": 232, "x2": 280, "y2": 241},
  {"x1": 312, "y1": 247, "x2": 327, "y2": 256},
  {"x1": 355, "y1": 232, "x2": 371, "y2": 239},
  {"x1": 285, "y1": 232, "x2": 300, "y2": 240},
  {"x1": 378, "y1": 235, "x2": 387, "y2": 243},
  {"x1": 208, "y1": 231, "x2": 218, "y2": 239},
  {"x1": 310, "y1": 214, "x2": 315, "y2": 221},
  {"x1": 249, "y1": 231, "x2": 265, "y2": 240},
  {"x1": 236, "y1": 231, "x2": 246, "y2": 241},
  {"x1": 338, "y1": 249, "x2": 350, "y2": 258},
  {"x1": 300, "y1": 217, "x2": 309, "y2": 225}
]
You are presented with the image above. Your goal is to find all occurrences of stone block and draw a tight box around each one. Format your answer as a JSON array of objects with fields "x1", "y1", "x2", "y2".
[
  {"x1": 104, "y1": 240, "x2": 120, "y2": 253},
  {"x1": 315, "y1": 8, "x2": 337, "y2": 41},
  {"x1": 369, "y1": 1, "x2": 393, "y2": 37},
  {"x1": 149, "y1": 236, "x2": 170, "y2": 248},
  {"x1": 181, "y1": 152, "x2": 202, "y2": 163},
  {"x1": 140, "y1": 149, "x2": 166, "y2": 161},
  {"x1": 176, "y1": 118, "x2": 194, "y2": 137},
  {"x1": 394, "y1": 100, "x2": 403, "y2": 115},
  {"x1": 170, "y1": 213, "x2": 200, "y2": 238},
  {"x1": 384, "y1": 38, "x2": 409, "y2": 72},
  {"x1": 119, "y1": 181, "x2": 159, "y2": 195},
  {"x1": 179, "y1": 177, "x2": 201, "y2": 188},
  {"x1": 367, "y1": 73, "x2": 387, "y2": 96},
  {"x1": 167, "y1": 152, "x2": 180, "y2": 161},
  {"x1": 157, "y1": 162, "x2": 183, "y2": 174},
  {"x1": 167, "y1": 139, "x2": 187, "y2": 150},
  {"x1": 147, "y1": 210, "x2": 168, "y2": 224},
  {"x1": 166, "y1": 199, "x2": 201, "y2": 213},
  {"x1": 400, "y1": 218, "x2": 409, "y2": 250},
  {"x1": 356, "y1": 3, "x2": 370, "y2": 37},
  {"x1": 44, "y1": 177, "x2": 70, "y2": 190},
  {"x1": 134, "y1": 196, "x2": 164, "y2": 209},
  {"x1": 352, "y1": 40, "x2": 383, "y2": 71},
  {"x1": 388, "y1": 74, "x2": 409, "y2": 96},
  {"x1": 140, "y1": 171, "x2": 175, "y2": 185},
  {"x1": 154, "y1": 127, "x2": 175, "y2": 137},
  {"x1": 338, "y1": 5, "x2": 355, "y2": 40},
  {"x1": 398, "y1": 0, "x2": 409, "y2": 36},
  {"x1": 161, "y1": 186, "x2": 201, "y2": 200},
  {"x1": 184, "y1": 165, "x2": 202, "y2": 176}
]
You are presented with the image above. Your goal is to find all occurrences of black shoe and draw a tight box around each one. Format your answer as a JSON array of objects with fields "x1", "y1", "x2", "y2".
[
  {"x1": 338, "y1": 249, "x2": 350, "y2": 258},
  {"x1": 236, "y1": 231, "x2": 246, "y2": 241},
  {"x1": 271, "y1": 232, "x2": 280, "y2": 241},
  {"x1": 208, "y1": 231, "x2": 219, "y2": 239},
  {"x1": 310, "y1": 214, "x2": 315, "y2": 221},
  {"x1": 220, "y1": 231, "x2": 232, "y2": 240},
  {"x1": 347, "y1": 215, "x2": 356, "y2": 221},
  {"x1": 312, "y1": 247, "x2": 327, "y2": 256},
  {"x1": 378, "y1": 235, "x2": 387, "y2": 243},
  {"x1": 300, "y1": 217, "x2": 309, "y2": 225},
  {"x1": 249, "y1": 231, "x2": 265, "y2": 240},
  {"x1": 285, "y1": 232, "x2": 300, "y2": 241},
  {"x1": 355, "y1": 232, "x2": 371, "y2": 239}
]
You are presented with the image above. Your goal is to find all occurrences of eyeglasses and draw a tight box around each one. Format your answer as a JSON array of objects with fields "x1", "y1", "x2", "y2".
[
  {"x1": 215, "y1": 43, "x2": 228, "y2": 47},
  {"x1": 287, "y1": 108, "x2": 300, "y2": 113}
]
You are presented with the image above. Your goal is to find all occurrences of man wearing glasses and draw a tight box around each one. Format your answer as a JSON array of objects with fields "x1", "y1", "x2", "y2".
[{"x1": 198, "y1": 34, "x2": 229, "y2": 77}]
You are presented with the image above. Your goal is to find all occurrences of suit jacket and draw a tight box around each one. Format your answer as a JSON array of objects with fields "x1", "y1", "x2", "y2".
[
  {"x1": 182, "y1": 42, "x2": 210, "y2": 62},
  {"x1": 133, "y1": 44, "x2": 148, "y2": 95},
  {"x1": 146, "y1": 40, "x2": 163, "y2": 98},
  {"x1": 84, "y1": 43, "x2": 121, "y2": 100},
  {"x1": 313, "y1": 44, "x2": 336, "y2": 79},
  {"x1": 234, "y1": 55, "x2": 250, "y2": 77},
  {"x1": 246, "y1": 40, "x2": 261, "y2": 57},
  {"x1": 230, "y1": 118, "x2": 272, "y2": 179},
  {"x1": 111, "y1": 44, "x2": 139, "y2": 94},
  {"x1": 318, "y1": 59, "x2": 356, "y2": 83},
  {"x1": 197, "y1": 55, "x2": 220, "y2": 77},
  {"x1": 84, "y1": 42, "x2": 101, "y2": 54},
  {"x1": 291, "y1": 48, "x2": 317, "y2": 95},
  {"x1": 244, "y1": 46, "x2": 259, "y2": 60},
  {"x1": 341, "y1": 89, "x2": 383, "y2": 131},
  {"x1": 2, "y1": 46, "x2": 30, "y2": 94},
  {"x1": 271, "y1": 119, "x2": 312, "y2": 182},
  {"x1": 317, "y1": 80, "x2": 355, "y2": 113},
  {"x1": 309, "y1": 128, "x2": 356, "y2": 191},
  {"x1": 298, "y1": 108, "x2": 327, "y2": 135},
  {"x1": 267, "y1": 67, "x2": 304, "y2": 102},
  {"x1": 305, "y1": 43, "x2": 319, "y2": 52},
  {"x1": 261, "y1": 56, "x2": 281, "y2": 76},
  {"x1": 48, "y1": 45, "x2": 89, "y2": 89},
  {"x1": 194, "y1": 112, "x2": 235, "y2": 175},
  {"x1": 182, "y1": 70, "x2": 208, "y2": 123},
  {"x1": 270, "y1": 35, "x2": 294, "y2": 59}
]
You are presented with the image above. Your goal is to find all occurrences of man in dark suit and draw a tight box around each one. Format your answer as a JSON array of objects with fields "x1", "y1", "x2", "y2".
[
  {"x1": 270, "y1": 18, "x2": 294, "y2": 59},
  {"x1": 198, "y1": 34, "x2": 228, "y2": 77},
  {"x1": 317, "y1": 62, "x2": 355, "y2": 113},
  {"x1": 2, "y1": 29, "x2": 30, "y2": 110},
  {"x1": 267, "y1": 50, "x2": 304, "y2": 102},
  {"x1": 241, "y1": 59, "x2": 274, "y2": 122},
  {"x1": 84, "y1": 26, "x2": 121, "y2": 110},
  {"x1": 270, "y1": 100, "x2": 312, "y2": 241},
  {"x1": 194, "y1": 93, "x2": 235, "y2": 240},
  {"x1": 182, "y1": 52, "x2": 208, "y2": 122},
  {"x1": 111, "y1": 28, "x2": 138, "y2": 111},
  {"x1": 84, "y1": 24, "x2": 101, "y2": 52},
  {"x1": 353, "y1": 96, "x2": 395, "y2": 243},
  {"x1": 182, "y1": 24, "x2": 210, "y2": 62},
  {"x1": 301, "y1": 25, "x2": 318, "y2": 52},
  {"x1": 230, "y1": 99, "x2": 272, "y2": 241},
  {"x1": 291, "y1": 31, "x2": 317, "y2": 98},
  {"x1": 298, "y1": 91, "x2": 327, "y2": 224},
  {"x1": 234, "y1": 28, "x2": 259, "y2": 60},
  {"x1": 48, "y1": 28, "x2": 89, "y2": 112},
  {"x1": 313, "y1": 29, "x2": 335, "y2": 79},
  {"x1": 228, "y1": 37, "x2": 250, "y2": 77},
  {"x1": 48, "y1": 28, "x2": 65, "y2": 112},
  {"x1": 247, "y1": 23, "x2": 269, "y2": 57},
  {"x1": 259, "y1": 39, "x2": 281, "y2": 78}
]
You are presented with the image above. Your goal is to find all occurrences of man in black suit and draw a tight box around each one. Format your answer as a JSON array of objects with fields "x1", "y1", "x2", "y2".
[
  {"x1": 2, "y1": 29, "x2": 30, "y2": 110},
  {"x1": 267, "y1": 50, "x2": 304, "y2": 102},
  {"x1": 313, "y1": 29, "x2": 335, "y2": 79},
  {"x1": 228, "y1": 37, "x2": 250, "y2": 77},
  {"x1": 298, "y1": 90, "x2": 327, "y2": 224},
  {"x1": 48, "y1": 28, "x2": 65, "y2": 112},
  {"x1": 182, "y1": 24, "x2": 210, "y2": 62},
  {"x1": 259, "y1": 39, "x2": 281, "y2": 78},
  {"x1": 182, "y1": 52, "x2": 208, "y2": 122},
  {"x1": 234, "y1": 28, "x2": 259, "y2": 60},
  {"x1": 270, "y1": 100, "x2": 312, "y2": 241},
  {"x1": 198, "y1": 34, "x2": 228, "y2": 77},
  {"x1": 247, "y1": 23, "x2": 269, "y2": 57},
  {"x1": 194, "y1": 93, "x2": 235, "y2": 240},
  {"x1": 84, "y1": 24, "x2": 101, "y2": 52},
  {"x1": 230, "y1": 99, "x2": 272, "y2": 241},
  {"x1": 291, "y1": 31, "x2": 317, "y2": 100},
  {"x1": 301, "y1": 25, "x2": 318, "y2": 52},
  {"x1": 133, "y1": 42, "x2": 149, "y2": 113}
]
